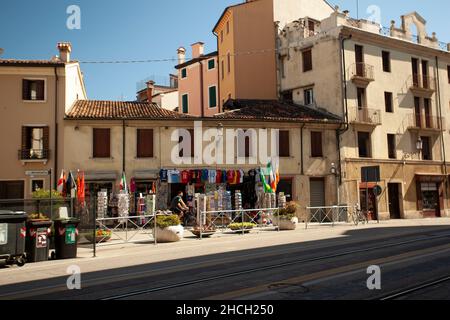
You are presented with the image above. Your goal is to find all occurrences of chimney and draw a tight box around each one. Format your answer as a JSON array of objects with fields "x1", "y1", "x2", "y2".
[
  {"x1": 177, "y1": 47, "x2": 186, "y2": 65},
  {"x1": 146, "y1": 80, "x2": 155, "y2": 103},
  {"x1": 57, "y1": 42, "x2": 72, "y2": 63},
  {"x1": 191, "y1": 42, "x2": 204, "y2": 59}
]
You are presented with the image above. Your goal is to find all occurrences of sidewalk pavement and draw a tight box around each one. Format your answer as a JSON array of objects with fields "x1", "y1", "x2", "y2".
[{"x1": 1, "y1": 218, "x2": 450, "y2": 287}]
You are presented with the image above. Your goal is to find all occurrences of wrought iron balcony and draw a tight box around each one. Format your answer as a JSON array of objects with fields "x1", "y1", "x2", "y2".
[
  {"x1": 18, "y1": 149, "x2": 50, "y2": 160},
  {"x1": 406, "y1": 114, "x2": 445, "y2": 132},
  {"x1": 350, "y1": 63, "x2": 375, "y2": 86},
  {"x1": 409, "y1": 74, "x2": 436, "y2": 96},
  {"x1": 350, "y1": 107, "x2": 382, "y2": 127}
]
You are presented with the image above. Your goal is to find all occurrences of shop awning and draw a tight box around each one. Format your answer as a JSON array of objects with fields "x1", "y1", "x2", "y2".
[
  {"x1": 133, "y1": 170, "x2": 159, "y2": 180},
  {"x1": 85, "y1": 171, "x2": 118, "y2": 181},
  {"x1": 415, "y1": 173, "x2": 447, "y2": 182}
]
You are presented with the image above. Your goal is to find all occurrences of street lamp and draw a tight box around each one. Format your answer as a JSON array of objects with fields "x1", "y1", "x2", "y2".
[
  {"x1": 403, "y1": 137, "x2": 423, "y2": 161},
  {"x1": 330, "y1": 163, "x2": 340, "y2": 206}
]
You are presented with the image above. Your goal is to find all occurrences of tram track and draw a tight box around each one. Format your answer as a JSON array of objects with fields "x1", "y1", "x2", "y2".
[
  {"x1": 99, "y1": 232, "x2": 450, "y2": 300},
  {"x1": 377, "y1": 275, "x2": 450, "y2": 300}
]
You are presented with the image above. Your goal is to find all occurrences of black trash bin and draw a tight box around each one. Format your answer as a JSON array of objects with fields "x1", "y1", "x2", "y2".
[
  {"x1": 53, "y1": 218, "x2": 80, "y2": 259},
  {"x1": 26, "y1": 220, "x2": 52, "y2": 262},
  {"x1": 0, "y1": 211, "x2": 27, "y2": 267}
]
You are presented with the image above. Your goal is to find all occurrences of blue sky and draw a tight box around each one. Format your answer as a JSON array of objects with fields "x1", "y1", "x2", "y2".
[{"x1": 1, "y1": 0, "x2": 449, "y2": 100}]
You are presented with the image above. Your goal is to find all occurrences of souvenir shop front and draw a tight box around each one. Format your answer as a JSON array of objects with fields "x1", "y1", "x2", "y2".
[{"x1": 157, "y1": 168, "x2": 264, "y2": 212}]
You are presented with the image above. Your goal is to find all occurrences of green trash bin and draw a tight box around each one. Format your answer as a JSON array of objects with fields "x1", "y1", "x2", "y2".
[
  {"x1": 26, "y1": 220, "x2": 52, "y2": 263},
  {"x1": 53, "y1": 218, "x2": 80, "y2": 259}
]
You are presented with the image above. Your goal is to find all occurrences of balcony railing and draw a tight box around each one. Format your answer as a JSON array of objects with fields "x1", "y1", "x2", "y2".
[
  {"x1": 351, "y1": 108, "x2": 382, "y2": 126},
  {"x1": 409, "y1": 74, "x2": 436, "y2": 93},
  {"x1": 18, "y1": 149, "x2": 50, "y2": 160},
  {"x1": 406, "y1": 114, "x2": 445, "y2": 131},
  {"x1": 350, "y1": 63, "x2": 375, "y2": 84}
]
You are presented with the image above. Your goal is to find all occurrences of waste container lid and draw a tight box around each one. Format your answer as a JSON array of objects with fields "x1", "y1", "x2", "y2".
[{"x1": 0, "y1": 211, "x2": 28, "y2": 220}]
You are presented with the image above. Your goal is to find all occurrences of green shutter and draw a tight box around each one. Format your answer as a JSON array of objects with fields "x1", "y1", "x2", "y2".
[
  {"x1": 182, "y1": 95, "x2": 188, "y2": 113},
  {"x1": 181, "y1": 68, "x2": 187, "y2": 78},
  {"x1": 209, "y1": 86, "x2": 217, "y2": 108},
  {"x1": 208, "y1": 59, "x2": 215, "y2": 70}
]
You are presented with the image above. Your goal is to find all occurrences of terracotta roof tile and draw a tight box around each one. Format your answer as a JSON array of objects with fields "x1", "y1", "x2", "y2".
[
  {"x1": 214, "y1": 99, "x2": 342, "y2": 123},
  {"x1": 0, "y1": 59, "x2": 71, "y2": 66},
  {"x1": 66, "y1": 100, "x2": 196, "y2": 120}
]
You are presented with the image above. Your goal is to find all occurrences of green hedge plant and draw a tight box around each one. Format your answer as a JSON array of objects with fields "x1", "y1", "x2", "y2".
[{"x1": 155, "y1": 215, "x2": 181, "y2": 229}]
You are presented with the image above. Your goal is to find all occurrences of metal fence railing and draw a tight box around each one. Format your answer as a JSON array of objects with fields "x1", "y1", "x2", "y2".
[
  {"x1": 305, "y1": 205, "x2": 355, "y2": 229},
  {"x1": 195, "y1": 208, "x2": 281, "y2": 239}
]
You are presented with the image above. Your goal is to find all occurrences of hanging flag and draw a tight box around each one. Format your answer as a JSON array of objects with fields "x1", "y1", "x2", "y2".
[
  {"x1": 77, "y1": 171, "x2": 85, "y2": 203},
  {"x1": 130, "y1": 178, "x2": 136, "y2": 193},
  {"x1": 259, "y1": 168, "x2": 272, "y2": 193},
  {"x1": 272, "y1": 159, "x2": 280, "y2": 193},
  {"x1": 267, "y1": 161, "x2": 276, "y2": 192},
  {"x1": 57, "y1": 170, "x2": 66, "y2": 196},
  {"x1": 66, "y1": 171, "x2": 77, "y2": 198},
  {"x1": 120, "y1": 172, "x2": 128, "y2": 193}
]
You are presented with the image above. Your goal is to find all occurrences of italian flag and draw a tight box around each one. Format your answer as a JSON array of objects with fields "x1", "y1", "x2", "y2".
[{"x1": 120, "y1": 172, "x2": 128, "y2": 193}]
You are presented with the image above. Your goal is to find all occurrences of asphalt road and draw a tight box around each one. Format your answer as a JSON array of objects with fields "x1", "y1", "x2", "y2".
[{"x1": 1, "y1": 224, "x2": 450, "y2": 300}]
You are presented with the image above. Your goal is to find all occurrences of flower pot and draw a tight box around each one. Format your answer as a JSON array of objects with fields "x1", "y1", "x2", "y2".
[
  {"x1": 275, "y1": 217, "x2": 298, "y2": 230},
  {"x1": 154, "y1": 225, "x2": 184, "y2": 243}
]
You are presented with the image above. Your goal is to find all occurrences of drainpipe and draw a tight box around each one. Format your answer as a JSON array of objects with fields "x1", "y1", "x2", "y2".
[
  {"x1": 435, "y1": 55, "x2": 448, "y2": 212},
  {"x1": 300, "y1": 124, "x2": 305, "y2": 175},
  {"x1": 54, "y1": 67, "x2": 59, "y2": 189},
  {"x1": 337, "y1": 33, "x2": 352, "y2": 194},
  {"x1": 200, "y1": 60, "x2": 205, "y2": 118}
]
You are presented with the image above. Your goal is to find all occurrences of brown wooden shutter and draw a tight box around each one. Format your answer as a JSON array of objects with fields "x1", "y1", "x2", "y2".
[
  {"x1": 43, "y1": 126, "x2": 50, "y2": 151},
  {"x1": 302, "y1": 49, "x2": 312, "y2": 72},
  {"x1": 22, "y1": 80, "x2": 30, "y2": 100},
  {"x1": 311, "y1": 132, "x2": 323, "y2": 157},
  {"x1": 93, "y1": 128, "x2": 110, "y2": 158},
  {"x1": 188, "y1": 129, "x2": 195, "y2": 158},
  {"x1": 137, "y1": 129, "x2": 154, "y2": 158},
  {"x1": 245, "y1": 136, "x2": 250, "y2": 158},
  {"x1": 36, "y1": 80, "x2": 45, "y2": 100},
  {"x1": 279, "y1": 131, "x2": 290, "y2": 157},
  {"x1": 21, "y1": 126, "x2": 28, "y2": 150}
]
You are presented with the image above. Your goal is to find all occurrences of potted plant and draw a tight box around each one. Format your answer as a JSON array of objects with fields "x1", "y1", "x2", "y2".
[
  {"x1": 229, "y1": 222, "x2": 257, "y2": 233},
  {"x1": 274, "y1": 203, "x2": 299, "y2": 230},
  {"x1": 154, "y1": 215, "x2": 184, "y2": 243},
  {"x1": 85, "y1": 229, "x2": 112, "y2": 243},
  {"x1": 191, "y1": 225, "x2": 216, "y2": 238}
]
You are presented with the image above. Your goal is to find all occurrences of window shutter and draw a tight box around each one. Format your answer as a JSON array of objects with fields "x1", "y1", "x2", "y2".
[
  {"x1": 302, "y1": 49, "x2": 312, "y2": 72},
  {"x1": 43, "y1": 126, "x2": 50, "y2": 151},
  {"x1": 21, "y1": 126, "x2": 29, "y2": 150},
  {"x1": 22, "y1": 80, "x2": 30, "y2": 100},
  {"x1": 279, "y1": 131, "x2": 290, "y2": 157},
  {"x1": 93, "y1": 128, "x2": 110, "y2": 158},
  {"x1": 137, "y1": 129, "x2": 154, "y2": 158},
  {"x1": 188, "y1": 129, "x2": 195, "y2": 158},
  {"x1": 209, "y1": 86, "x2": 217, "y2": 108},
  {"x1": 37, "y1": 80, "x2": 45, "y2": 100},
  {"x1": 311, "y1": 132, "x2": 323, "y2": 157}
]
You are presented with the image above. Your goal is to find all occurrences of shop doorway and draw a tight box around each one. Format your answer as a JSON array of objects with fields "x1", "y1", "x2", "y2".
[
  {"x1": 359, "y1": 187, "x2": 378, "y2": 221},
  {"x1": 310, "y1": 178, "x2": 326, "y2": 222},
  {"x1": 419, "y1": 182, "x2": 441, "y2": 218},
  {"x1": 388, "y1": 183, "x2": 402, "y2": 219}
]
